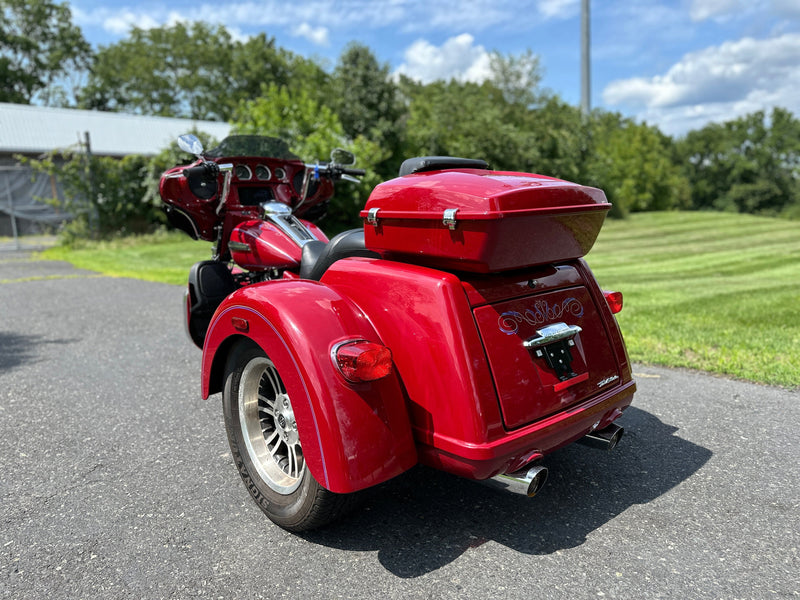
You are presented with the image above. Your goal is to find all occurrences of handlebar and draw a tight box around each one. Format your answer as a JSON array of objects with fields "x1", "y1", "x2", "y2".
[{"x1": 305, "y1": 163, "x2": 365, "y2": 180}]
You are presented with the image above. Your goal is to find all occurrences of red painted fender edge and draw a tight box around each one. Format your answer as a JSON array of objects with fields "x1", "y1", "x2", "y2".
[{"x1": 201, "y1": 279, "x2": 417, "y2": 494}]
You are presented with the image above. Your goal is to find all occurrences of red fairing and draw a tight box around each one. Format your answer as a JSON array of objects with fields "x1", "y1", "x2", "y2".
[
  {"x1": 360, "y1": 169, "x2": 610, "y2": 273},
  {"x1": 322, "y1": 257, "x2": 635, "y2": 480},
  {"x1": 160, "y1": 162, "x2": 220, "y2": 241},
  {"x1": 160, "y1": 155, "x2": 334, "y2": 247},
  {"x1": 201, "y1": 280, "x2": 417, "y2": 494}
]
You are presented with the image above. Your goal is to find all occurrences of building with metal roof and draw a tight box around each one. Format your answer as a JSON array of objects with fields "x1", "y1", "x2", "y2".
[
  {"x1": 0, "y1": 102, "x2": 231, "y2": 158},
  {"x1": 0, "y1": 103, "x2": 232, "y2": 238}
]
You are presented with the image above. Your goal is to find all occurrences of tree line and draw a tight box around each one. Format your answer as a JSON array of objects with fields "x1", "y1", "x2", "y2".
[{"x1": 4, "y1": 0, "x2": 799, "y2": 238}]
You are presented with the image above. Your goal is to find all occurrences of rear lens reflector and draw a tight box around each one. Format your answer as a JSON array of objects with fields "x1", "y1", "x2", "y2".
[
  {"x1": 603, "y1": 290, "x2": 623, "y2": 314},
  {"x1": 334, "y1": 341, "x2": 393, "y2": 383}
]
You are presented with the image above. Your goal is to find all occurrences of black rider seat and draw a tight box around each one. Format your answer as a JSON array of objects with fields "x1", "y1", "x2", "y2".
[{"x1": 299, "y1": 228, "x2": 379, "y2": 281}]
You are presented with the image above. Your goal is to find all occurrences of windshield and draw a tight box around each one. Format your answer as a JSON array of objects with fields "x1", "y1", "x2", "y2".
[{"x1": 205, "y1": 135, "x2": 300, "y2": 160}]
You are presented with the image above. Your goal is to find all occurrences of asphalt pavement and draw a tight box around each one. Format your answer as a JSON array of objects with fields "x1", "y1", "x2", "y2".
[{"x1": 1, "y1": 254, "x2": 798, "y2": 599}]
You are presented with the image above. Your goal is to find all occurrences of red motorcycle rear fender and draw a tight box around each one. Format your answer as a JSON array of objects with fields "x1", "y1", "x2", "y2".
[{"x1": 201, "y1": 280, "x2": 417, "y2": 494}]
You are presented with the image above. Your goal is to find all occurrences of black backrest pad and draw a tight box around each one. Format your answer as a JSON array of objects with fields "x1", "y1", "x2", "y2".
[{"x1": 398, "y1": 156, "x2": 490, "y2": 177}]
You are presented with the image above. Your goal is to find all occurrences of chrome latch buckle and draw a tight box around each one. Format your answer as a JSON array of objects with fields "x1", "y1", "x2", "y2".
[
  {"x1": 366, "y1": 207, "x2": 380, "y2": 226},
  {"x1": 443, "y1": 208, "x2": 458, "y2": 230}
]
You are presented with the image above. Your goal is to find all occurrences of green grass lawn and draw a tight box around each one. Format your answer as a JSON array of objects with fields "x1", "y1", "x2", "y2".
[
  {"x1": 37, "y1": 212, "x2": 800, "y2": 388},
  {"x1": 40, "y1": 231, "x2": 211, "y2": 285},
  {"x1": 587, "y1": 211, "x2": 799, "y2": 388}
]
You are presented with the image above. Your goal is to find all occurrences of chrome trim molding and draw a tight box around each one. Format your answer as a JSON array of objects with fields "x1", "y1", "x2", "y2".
[{"x1": 524, "y1": 322, "x2": 583, "y2": 349}]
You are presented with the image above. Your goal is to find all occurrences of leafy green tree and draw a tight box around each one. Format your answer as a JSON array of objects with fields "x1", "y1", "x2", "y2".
[
  {"x1": 24, "y1": 150, "x2": 156, "y2": 241},
  {"x1": 79, "y1": 23, "x2": 293, "y2": 121},
  {"x1": 488, "y1": 49, "x2": 543, "y2": 108},
  {"x1": 0, "y1": 0, "x2": 91, "y2": 104},
  {"x1": 585, "y1": 113, "x2": 690, "y2": 217},
  {"x1": 233, "y1": 83, "x2": 387, "y2": 232},
  {"x1": 679, "y1": 108, "x2": 800, "y2": 216},
  {"x1": 521, "y1": 96, "x2": 588, "y2": 182},
  {"x1": 332, "y1": 43, "x2": 403, "y2": 174},
  {"x1": 400, "y1": 77, "x2": 529, "y2": 171}
]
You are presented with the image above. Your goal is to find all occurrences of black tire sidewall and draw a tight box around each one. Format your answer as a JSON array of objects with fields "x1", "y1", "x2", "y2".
[{"x1": 222, "y1": 340, "x2": 321, "y2": 529}]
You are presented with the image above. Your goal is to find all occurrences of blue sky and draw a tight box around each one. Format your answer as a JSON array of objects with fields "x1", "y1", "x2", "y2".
[{"x1": 69, "y1": 0, "x2": 800, "y2": 136}]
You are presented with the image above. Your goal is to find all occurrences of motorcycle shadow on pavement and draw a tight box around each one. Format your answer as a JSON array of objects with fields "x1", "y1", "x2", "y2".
[
  {"x1": 301, "y1": 406, "x2": 712, "y2": 578},
  {"x1": 0, "y1": 331, "x2": 74, "y2": 371}
]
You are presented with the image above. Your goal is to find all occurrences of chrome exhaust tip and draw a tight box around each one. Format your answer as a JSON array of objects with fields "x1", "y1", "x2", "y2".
[
  {"x1": 483, "y1": 464, "x2": 549, "y2": 497},
  {"x1": 576, "y1": 423, "x2": 624, "y2": 451}
]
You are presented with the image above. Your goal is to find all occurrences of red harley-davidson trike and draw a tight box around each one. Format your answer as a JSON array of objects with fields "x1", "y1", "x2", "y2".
[{"x1": 160, "y1": 133, "x2": 636, "y2": 532}]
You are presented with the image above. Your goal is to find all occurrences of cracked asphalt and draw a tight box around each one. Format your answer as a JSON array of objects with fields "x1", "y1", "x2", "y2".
[{"x1": 1, "y1": 254, "x2": 798, "y2": 599}]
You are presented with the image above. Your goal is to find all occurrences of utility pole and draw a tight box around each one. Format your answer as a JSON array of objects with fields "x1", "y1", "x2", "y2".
[{"x1": 581, "y1": 0, "x2": 591, "y2": 114}]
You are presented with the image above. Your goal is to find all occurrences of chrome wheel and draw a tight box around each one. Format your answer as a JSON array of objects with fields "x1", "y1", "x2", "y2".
[{"x1": 238, "y1": 356, "x2": 304, "y2": 494}]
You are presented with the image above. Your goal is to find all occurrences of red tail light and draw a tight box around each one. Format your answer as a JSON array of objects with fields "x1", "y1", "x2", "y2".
[
  {"x1": 333, "y1": 340, "x2": 393, "y2": 383},
  {"x1": 603, "y1": 290, "x2": 623, "y2": 314}
]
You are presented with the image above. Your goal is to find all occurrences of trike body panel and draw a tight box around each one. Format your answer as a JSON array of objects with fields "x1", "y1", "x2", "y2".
[
  {"x1": 201, "y1": 280, "x2": 417, "y2": 494},
  {"x1": 321, "y1": 257, "x2": 635, "y2": 480}
]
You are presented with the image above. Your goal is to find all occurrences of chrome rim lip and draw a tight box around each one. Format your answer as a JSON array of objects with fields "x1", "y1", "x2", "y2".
[{"x1": 238, "y1": 357, "x2": 304, "y2": 494}]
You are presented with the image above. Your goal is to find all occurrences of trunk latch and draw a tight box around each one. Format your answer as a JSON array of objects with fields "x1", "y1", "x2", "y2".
[
  {"x1": 367, "y1": 207, "x2": 380, "y2": 226},
  {"x1": 443, "y1": 208, "x2": 458, "y2": 230}
]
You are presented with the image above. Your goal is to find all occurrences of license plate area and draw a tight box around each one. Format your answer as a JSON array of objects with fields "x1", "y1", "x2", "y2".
[
  {"x1": 536, "y1": 339, "x2": 578, "y2": 380},
  {"x1": 524, "y1": 322, "x2": 582, "y2": 381},
  {"x1": 473, "y1": 287, "x2": 620, "y2": 429}
]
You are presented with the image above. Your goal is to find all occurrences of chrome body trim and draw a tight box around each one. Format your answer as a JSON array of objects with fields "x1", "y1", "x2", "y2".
[
  {"x1": 367, "y1": 207, "x2": 380, "y2": 226},
  {"x1": 443, "y1": 208, "x2": 458, "y2": 230},
  {"x1": 523, "y1": 322, "x2": 583, "y2": 349},
  {"x1": 260, "y1": 202, "x2": 316, "y2": 247}
]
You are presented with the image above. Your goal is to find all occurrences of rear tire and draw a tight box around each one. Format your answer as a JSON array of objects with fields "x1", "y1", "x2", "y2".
[{"x1": 222, "y1": 340, "x2": 353, "y2": 531}]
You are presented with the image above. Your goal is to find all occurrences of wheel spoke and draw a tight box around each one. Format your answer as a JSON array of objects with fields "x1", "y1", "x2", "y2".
[
  {"x1": 264, "y1": 366, "x2": 282, "y2": 396},
  {"x1": 258, "y1": 392, "x2": 276, "y2": 411},
  {"x1": 289, "y1": 444, "x2": 303, "y2": 478},
  {"x1": 263, "y1": 430, "x2": 280, "y2": 453}
]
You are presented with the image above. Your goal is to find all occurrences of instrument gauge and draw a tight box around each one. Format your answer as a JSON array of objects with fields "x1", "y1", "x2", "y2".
[
  {"x1": 274, "y1": 167, "x2": 286, "y2": 180},
  {"x1": 255, "y1": 165, "x2": 271, "y2": 181},
  {"x1": 235, "y1": 164, "x2": 252, "y2": 180}
]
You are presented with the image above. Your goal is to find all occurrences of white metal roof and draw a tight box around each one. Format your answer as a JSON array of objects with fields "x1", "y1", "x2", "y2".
[{"x1": 0, "y1": 103, "x2": 232, "y2": 157}]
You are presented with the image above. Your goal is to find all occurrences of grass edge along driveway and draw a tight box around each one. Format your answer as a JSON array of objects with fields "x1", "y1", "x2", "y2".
[{"x1": 38, "y1": 212, "x2": 800, "y2": 389}]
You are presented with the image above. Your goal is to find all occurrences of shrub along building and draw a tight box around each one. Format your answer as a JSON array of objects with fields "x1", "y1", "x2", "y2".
[{"x1": 0, "y1": 102, "x2": 230, "y2": 238}]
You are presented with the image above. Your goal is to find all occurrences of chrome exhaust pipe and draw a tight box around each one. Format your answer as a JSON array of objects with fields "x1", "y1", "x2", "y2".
[
  {"x1": 576, "y1": 423, "x2": 624, "y2": 451},
  {"x1": 483, "y1": 464, "x2": 549, "y2": 497}
]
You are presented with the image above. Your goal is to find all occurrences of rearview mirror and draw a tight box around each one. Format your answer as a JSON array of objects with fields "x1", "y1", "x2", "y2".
[
  {"x1": 178, "y1": 134, "x2": 204, "y2": 157},
  {"x1": 330, "y1": 148, "x2": 355, "y2": 166}
]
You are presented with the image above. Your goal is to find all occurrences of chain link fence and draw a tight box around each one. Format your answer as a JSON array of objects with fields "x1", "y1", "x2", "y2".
[{"x1": 0, "y1": 163, "x2": 68, "y2": 251}]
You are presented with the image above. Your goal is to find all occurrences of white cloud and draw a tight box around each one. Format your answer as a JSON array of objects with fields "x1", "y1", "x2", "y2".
[
  {"x1": 689, "y1": 0, "x2": 746, "y2": 22},
  {"x1": 537, "y1": 0, "x2": 580, "y2": 20},
  {"x1": 102, "y1": 11, "x2": 160, "y2": 35},
  {"x1": 292, "y1": 23, "x2": 330, "y2": 46},
  {"x1": 603, "y1": 33, "x2": 800, "y2": 135},
  {"x1": 394, "y1": 34, "x2": 493, "y2": 84},
  {"x1": 690, "y1": 0, "x2": 800, "y2": 21}
]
